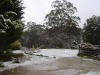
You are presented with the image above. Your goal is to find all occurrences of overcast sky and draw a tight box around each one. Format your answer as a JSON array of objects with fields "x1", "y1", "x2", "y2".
[{"x1": 23, "y1": 0, "x2": 100, "y2": 28}]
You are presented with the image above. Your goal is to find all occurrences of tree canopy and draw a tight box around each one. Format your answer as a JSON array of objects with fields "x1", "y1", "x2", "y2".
[
  {"x1": 45, "y1": 0, "x2": 80, "y2": 32},
  {"x1": 21, "y1": 0, "x2": 81, "y2": 48},
  {"x1": 21, "y1": 22, "x2": 45, "y2": 48},
  {"x1": 44, "y1": 0, "x2": 81, "y2": 48},
  {"x1": 83, "y1": 15, "x2": 100, "y2": 45},
  {"x1": 0, "y1": 0, "x2": 24, "y2": 20},
  {"x1": 0, "y1": 0, "x2": 24, "y2": 48}
]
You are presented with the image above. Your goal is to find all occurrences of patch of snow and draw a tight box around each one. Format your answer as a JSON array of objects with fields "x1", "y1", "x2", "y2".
[
  {"x1": 0, "y1": 49, "x2": 79, "y2": 72},
  {"x1": 80, "y1": 71, "x2": 100, "y2": 75},
  {"x1": 0, "y1": 54, "x2": 54, "y2": 72},
  {"x1": 0, "y1": 60, "x2": 35, "y2": 72},
  {"x1": 33, "y1": 49, "x2": 41, "y2": 53},
  {"x1": 12, "y1": 50, "x2": 23, "y2": 54},
  {"x1": 0, "y1": 60, "x2": 46, "y2": 72},
  {"x1": 34, "y1": 49, "x2": 78, "y2": 58}
]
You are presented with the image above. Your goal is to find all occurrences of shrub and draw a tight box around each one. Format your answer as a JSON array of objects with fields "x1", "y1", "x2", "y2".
[
  {"x1": 0, "y1": 62, "x2": 4, "y2": 67},
  {"x1": 10, "y1": 40, "x2": 21, "y2": 50},
  {"x1": 0, "y1": 51, "x2": 24, "y2": 61},
  {"x1": 12, "y1": 53, "x2": 24, "y2": 58},
  {"x1": 0, "y1": 51, "x2": 12, "y2": 61}
]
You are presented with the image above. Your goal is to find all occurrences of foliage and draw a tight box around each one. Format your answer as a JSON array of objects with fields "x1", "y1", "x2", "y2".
[
  {"x1": 71, "y1": 41, "x2": 78, "y2": 49},
  {"x1": 0, "y1": 0, "x2": 24, "y2": 20},
  {"x1": 43, "y1": 0, "x2": 81, "y2": 48},
  {"x1": 0, "y1": 14, "x2": 24, "y2": 48},
  {"x1": 21, "y1": 22, "x2": 81, "y2": 48},
  {"x1": 21, "y1": 22, "x2": 45, "y2": 48},
  {"x1": 0, "y1": 0, "x2": 24, "y2": 49},
  {"x1": 12, "y1": 53, "x2": 24, "y2": 58},
  {"x1": 10, "y1": 40, "x2": 21, "y2": 50},
  {"x1": 45, "y1": 0, "x2": 80, "y2": 33},
  {"x1": 21, "y1": 0, "x2": 81, "y2": 48},
  {"x1": 0, "y1": 62, "x2": 4, "y2": 67},
  {"x1": 83, "y1": 15, "x2": 100, "y2": 45},
  {"x1": 0, "y1": 50, "x2": 23, "y2": 61}
]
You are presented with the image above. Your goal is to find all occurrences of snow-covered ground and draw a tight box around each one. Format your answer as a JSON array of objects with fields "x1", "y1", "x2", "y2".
[
  {"x1": 0, "y1": 49, "x2": 100, "y2": 75},
  {"x1": 34, "y1": 49, "x2": 78, "y2": 58},
  {"x1": 80, "y1": 71, "x2": 100, "y2": 75},
  {"x1": 0, "y1": 49, "x2": 78, "y2": 72}
]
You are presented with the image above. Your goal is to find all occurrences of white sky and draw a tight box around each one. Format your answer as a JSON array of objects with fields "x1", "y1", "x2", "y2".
[{"x1": 23, "y1": 0, "x2": 100, "y2": 28}]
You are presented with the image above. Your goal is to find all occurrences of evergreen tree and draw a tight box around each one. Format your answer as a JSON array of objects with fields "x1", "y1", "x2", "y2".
[
  {"x1": 83, "y1": 15, "x2": 100, "y2": 45},
  {"x1": 0, "y1": 0, "x2": 24, "y2": 20},
  {"x1": 0, "y1": 0, "x2": 24, "y2": 49}
]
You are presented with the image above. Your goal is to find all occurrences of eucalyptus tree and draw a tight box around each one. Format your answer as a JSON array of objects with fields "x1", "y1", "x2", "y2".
[
  {"x1": 45, "y1": 0, "x2": 80, "y2": 33},
  {"x1": 45, "y1": 0, "x2": 81, "y2": 48}
]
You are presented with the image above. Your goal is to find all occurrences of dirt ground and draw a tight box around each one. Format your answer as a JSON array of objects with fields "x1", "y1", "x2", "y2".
[{"x1": 0, "y1": 56, "x2": 100, "y2": 75}]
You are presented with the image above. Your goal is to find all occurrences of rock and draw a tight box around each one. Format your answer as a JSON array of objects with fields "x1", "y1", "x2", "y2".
[{"x1": 54, "y1": 57, "x2": 56, "y2": 58}]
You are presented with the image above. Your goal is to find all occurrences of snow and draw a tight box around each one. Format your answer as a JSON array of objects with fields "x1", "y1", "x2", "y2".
[
  {"x1": 0, "y1": 49, "x2": 100, "y2": 75},
  {"x1": 12, "y1": 50, "x2": 23, "y2": 54},
  {"x1": 80, "y1": 71, "x2": 100, "y2": 75},
  {"x1": 0, "y1": 49, "x2": 78, "y2": 72},
  {"x1": 0, "y1": 50, "x2": 34, "y2": 72},
  {"x1": 0, "y1": 60, "x2": 34, "y2": 72},
  {"x1": 34, "y1": 49, "x2": 78, "y2": 58}
]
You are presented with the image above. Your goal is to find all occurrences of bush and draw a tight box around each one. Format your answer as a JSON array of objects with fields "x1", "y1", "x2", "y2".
[
  {"x1": 57, "y1": 43, "x2": 63, "y2": 48},
  {"x1": 0, "y1": 62, "x2": 4, "y2": 67},
  {"x1": 10, "y1": 40, "x2": 21, "y2": 50},
  {"x1": 12, "y1": 53, "x2": 24, "y2": 58},
  {"x1": 0, "y1": 51, "x2": 12, "y2": 61},
  {"x1": 0, "y1": 51, "x2": 24, "y2": 61}
]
